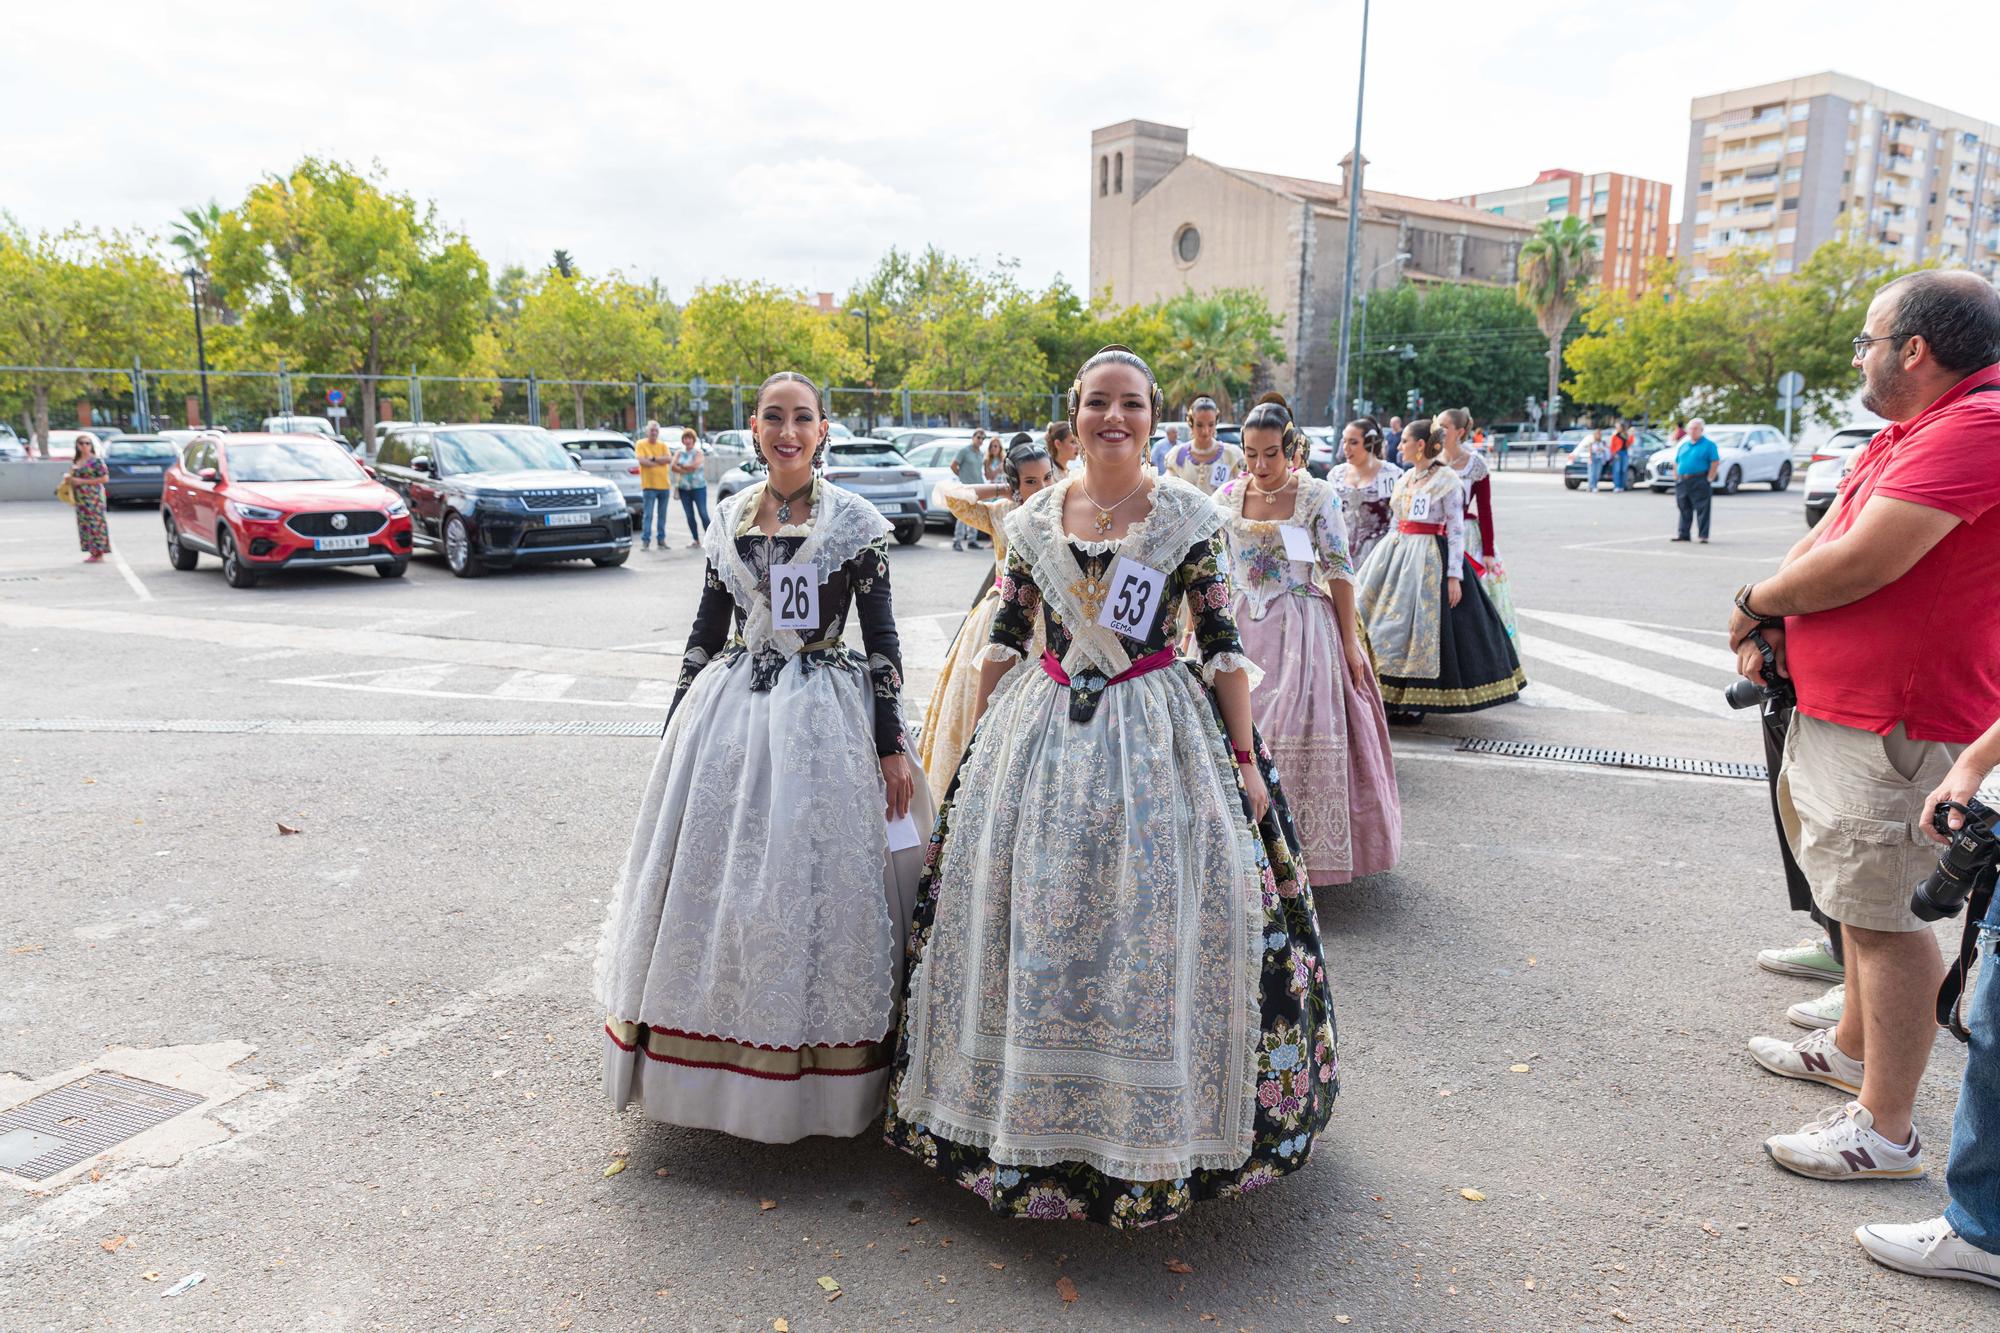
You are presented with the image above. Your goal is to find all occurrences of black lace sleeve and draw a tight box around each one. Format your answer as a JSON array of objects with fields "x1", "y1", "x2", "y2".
[
  {"x1": 1180, "y1": 532, "x2": 1246, "y2": 665},
  {"x1": 850, "y1": 538, "x2": 906, "y2": 757},
  {"x1": 668, "y1": 559, "x2": 735, "y2": 721},
  {"x1": 989, "y1": 544, "x2": 1040, "y2": 659}
]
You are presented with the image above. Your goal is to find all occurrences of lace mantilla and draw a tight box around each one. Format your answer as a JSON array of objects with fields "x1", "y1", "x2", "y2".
[{"x1": 706, "y1": 480, "x2": 892, "y2": 656}]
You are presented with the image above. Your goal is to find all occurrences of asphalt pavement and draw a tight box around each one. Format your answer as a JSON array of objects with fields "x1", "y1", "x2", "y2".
[{"x1": 1, "y1": 472, "x2": 1989, "y2": 1330}]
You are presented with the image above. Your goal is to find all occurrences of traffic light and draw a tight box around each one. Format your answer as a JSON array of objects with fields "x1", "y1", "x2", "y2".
[{"x1": 1405, "y1": 388, "x2": 1422, "y2": 416}]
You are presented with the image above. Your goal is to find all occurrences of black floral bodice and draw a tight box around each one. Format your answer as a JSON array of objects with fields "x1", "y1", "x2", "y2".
[
  {"x1": 990, "y1": 532, "x2": 1244, "y2": 721},
  {"x1": 671, "y1": 532, "x2": 906, "y2": 755}
]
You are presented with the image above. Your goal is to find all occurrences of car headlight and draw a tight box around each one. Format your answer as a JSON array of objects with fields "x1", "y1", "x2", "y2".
[
  {"x1": 384, "y1": 498, "x2": 409, "y2": 518},
  {"x1": 226, "y1": 500, "x2": 283, "y2": 522},
  {"x1": 601, "y1": 486, "x2": 622, "y2": 506}
]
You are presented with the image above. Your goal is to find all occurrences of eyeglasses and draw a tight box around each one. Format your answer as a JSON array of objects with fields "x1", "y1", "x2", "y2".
[{"x1": 1851, "y1": 331, "x2": 1907, "y2": 355}]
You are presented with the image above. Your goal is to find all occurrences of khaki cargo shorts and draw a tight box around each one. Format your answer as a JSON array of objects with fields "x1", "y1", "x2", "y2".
[{"x1": 1776, "y1": 712, "x2": 1960, "y2": 933}]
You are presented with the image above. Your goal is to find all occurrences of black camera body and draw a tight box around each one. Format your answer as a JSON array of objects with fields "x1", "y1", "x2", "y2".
[
  {"x1": 1910, "y1": 798, "x2": 2000, "y2": 922},
  {"x1": 1724, "y1": 624, "x2": 1797, "y2": 711}
]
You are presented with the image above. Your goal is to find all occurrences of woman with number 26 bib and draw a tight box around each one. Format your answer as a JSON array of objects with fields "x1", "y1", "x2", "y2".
[
  {"x1": 595, "y1": 370, "x2": 933, "y2": 1143},
  {"x1": 885, "y1": 346, "x2": 1337, "y2": 1228}
]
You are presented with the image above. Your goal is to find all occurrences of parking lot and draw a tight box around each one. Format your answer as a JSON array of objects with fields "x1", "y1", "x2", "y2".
[{"x1": 2, "y1": 472, "x2": 1986, "y2": 1330}]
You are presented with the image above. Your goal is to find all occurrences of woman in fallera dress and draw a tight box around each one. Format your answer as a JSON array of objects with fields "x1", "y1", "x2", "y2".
[
  {"x1": 1354, "y1": 418, "x2": 1526, "y2": 721},
  {"x1": 1331, "y1": 415, "x2": 1401, "y2": 569},
  {"x1": 885, "y1": 347, "x2": 1337, "y2": 1228},
  {"x1": 916, "y1": 434, "x2": 1058, "y2": 803},
  {"x1": 595, "y1": 371, "x2": 934, "y2": 1143},
  {"x1": 1215, "y1": 398, "x2": 1400, "y2": 887},
  {"x1": 1437, "y1": 407, "x2": 1518, "y2": 641}
]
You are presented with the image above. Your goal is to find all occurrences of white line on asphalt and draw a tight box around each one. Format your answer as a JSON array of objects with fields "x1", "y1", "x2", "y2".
[
  {"x1": 239, "y1": 648, "x2": 310, "y2": 663},
  {"x1": 629, "y1": 680, "x2": 678, "y2": 707},
  {"x1": 898, "y1": 616, "x2": 953, "y2": 670},
  {"x1": 1514, "y1": 634, "x2": 1737, "y2": 719},
  {"x1": 0, "y1": 933, "x2": 596, "y2": 1256},
  {"x1": 1516, "y1": 680, "x2": 1621, "y2": 712},
  {"x1": 491, "y1": 670, "x2": 578, "y2": 701},
  {"x1": 605, "y1": 639, "x2": 681, "y2": 653},
  {"x1": 1560, "y1": 521, "x2": 1802, "y2": 553},
  {"x1": 1515, "y1": 607, "x2": 1741, "y2": 676},
  {"x1": 360, "y1": 664, "x2": 458, "y2": 692},
  {"x1": 107, "y1": 548, "x2": 153, "y2": 602},
  {"x1": 277, "y1": 676, "x2": 661, "y2": 709}
]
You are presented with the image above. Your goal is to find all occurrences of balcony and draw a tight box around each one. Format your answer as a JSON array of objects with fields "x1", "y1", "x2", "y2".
[
  {"x1": 1889, "y1": 122, "x2": 1930, "y2": 150},
  {"x1": 1716, "y1": 110, "x2": 1787, "y2": 140},
  {"x1": 1711, "y1": 174, "x2": 1779, "y2": 203},
  {"x1": 1718, "y1": 142, "x2": 1783, "y2": 169}
]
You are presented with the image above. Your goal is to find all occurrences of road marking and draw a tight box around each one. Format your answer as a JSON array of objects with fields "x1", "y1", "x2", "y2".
[
  {"x1": 606, "y1": 639, "x2": 681, "y2": 653},
  {"x1": 1516, "y1": 680, "x2": 1621, "y2": 712},
  {"x1": 1515, "y1": 608, "x2": 1740, "y2": 676},
  {"x1": 492, "y1": 670, "x2": 577, "y2": 701},
  {"x1": 898, "y1": 617, "x2": 954, "y2": 671},
  {"x1": 363, "y1": 663, "x2": 459, "y2": 692},
  {"x1": 107, "y1": 548, "x2": 154, "y2": 602},
  {"x1": 1514, "y1": 634, "x2": 1737, "y2": 718},
  {"x1": 629, "y1": 680, "x2": 678, "y2": 707},
  {"x1": 277, "y1": 676, "x2": 663, "y2": 709}
]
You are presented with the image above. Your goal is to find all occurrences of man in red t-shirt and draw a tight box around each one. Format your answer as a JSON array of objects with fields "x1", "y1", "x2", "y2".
[{"x1": 1725, "y1": 270, "x2": 2000, "y2": 1186}]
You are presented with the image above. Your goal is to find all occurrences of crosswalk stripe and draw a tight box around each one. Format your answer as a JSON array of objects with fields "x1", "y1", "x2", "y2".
[
  {"x1": 1515, "y1": 634, "x2": 1737, "y2": 719},
  {"x1": 1516, "y1": 680, "x2": 1621, "y2": 713},
  {"x1": 1516, "y1": 607, "x2": 1740, "y2": 676},
  {"x1": 629, "y1": 680, "x2": 678, "y2": 707},
  {"x1": 370, "y1": 664, "x2": 457, "y2": 692},
  {"x1": 492, "y1": 670, "x2": 577, "y2": 701}
]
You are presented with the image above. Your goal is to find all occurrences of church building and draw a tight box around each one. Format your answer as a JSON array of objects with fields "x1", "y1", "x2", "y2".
[{"x1": 1089, "y1": 120, "x2": 1533, "y2": 424}]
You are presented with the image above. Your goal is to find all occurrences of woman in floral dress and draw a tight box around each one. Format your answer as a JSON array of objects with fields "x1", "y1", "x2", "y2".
[
  {"x1": 1331, "y1": 416, "x2": 1401, "y2": 568},
  {"x1": 1217, "y1": 400, "x2": 1399, "y2": 887},
  {"x1": 596, "y1": 371, "x2": 934, "y2": 1143},
  {"x1": 916, "y1": 435, "x2": 1057, "y2": 803},
  {"x1": 65, "y1": 435, "x2": 111, "y2": 561},
  {"x1": 885, "y1": 347, "x2": 1336, "y2": 1228}
]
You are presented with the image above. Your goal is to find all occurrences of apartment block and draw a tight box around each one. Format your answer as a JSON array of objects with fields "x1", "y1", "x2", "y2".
[
  {"x1": 1680, "y1": 71, "x2": 2000, "y2": 282},
  {"x1": 1451, "y1": 169, "x2": 1674, "y2": 294}
]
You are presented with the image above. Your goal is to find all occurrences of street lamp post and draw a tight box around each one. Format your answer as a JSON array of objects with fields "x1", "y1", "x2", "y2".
[
  {"x1": 846, "y1": 307, "x2": 874, "y2": 435},
  {"x1": 1330, "y1": 0, "x2": 1371, "y2": 428},
  {"x1": 1350, "y1": 251, "x2": 1411, "y2": 416},
  {"x1": 182, "y1": 266, "x2": 212, "y2": 427}
]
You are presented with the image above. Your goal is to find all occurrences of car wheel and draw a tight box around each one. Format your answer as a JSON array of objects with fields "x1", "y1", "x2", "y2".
[
  {"x1": 1771, "y1": 462, "x2": 1792, "y2": 492},
  {"x1": 590, "y1": 549, "x2": 630, "y2": 568},
  {"x1": 893, "y1": 520, "x2": 922, "y2": 546},
  {"x1": 378, "y1": 558, "x2": 409, "y2": 579},
  {"x1": 1564, "y1": 478, "x2": 1581, "y2": 491},
  {"x1": 1722, "y1": 466, "x2": 1741, "y2": 494},
  {"x1": 163, "y1": 512, "x2": 198, "y2": 570},
  {"x1": 219, "y1": 527, "x2": 258, "y2": 588},
  {"x1": 443, "y1": 513, "x2": 485, "y2": 578}
]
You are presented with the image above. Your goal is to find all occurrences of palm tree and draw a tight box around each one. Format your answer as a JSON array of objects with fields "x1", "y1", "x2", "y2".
[
  {"x1": 170, "y1": 200, "x2": 227, "y2": 314},
  {"x1": 1516, "y1": 215, "x2": 1599, "y2": 434},
  {"x1": 551, "y1": 249, "x2": 576, "y2": 278},
  {"x1": 1158, "y1": 292, "x2": 1269, "y2": 417}
]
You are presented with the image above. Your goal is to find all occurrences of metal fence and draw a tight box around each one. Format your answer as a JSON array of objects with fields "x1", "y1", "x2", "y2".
[{"x1": 0, "y1": 365, "x2": 1069, "y2": 446}]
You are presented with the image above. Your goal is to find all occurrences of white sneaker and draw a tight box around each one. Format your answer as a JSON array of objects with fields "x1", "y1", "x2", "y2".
[
  {"x1": 1787, "y1": 983, "x2": 1845, "y2": 1031},
  {"x1": 1855, "y1": 1217, "x2": 2000, "y2": 1289},
  {"x1": 1765, "y1": 1101, "x2": 1923, "y2": 1180},
  {"x1": 1748, "y1": 1024, "x2": 1863, "y2": 1095},
  {"x1": 1757, "y1": 937, "x2": 1845, "y2": 981}
]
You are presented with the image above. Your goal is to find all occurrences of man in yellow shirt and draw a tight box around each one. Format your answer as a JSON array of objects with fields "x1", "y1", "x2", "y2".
[{"x1": 634, "y1": 420, "x2": 674, "y2": 551}]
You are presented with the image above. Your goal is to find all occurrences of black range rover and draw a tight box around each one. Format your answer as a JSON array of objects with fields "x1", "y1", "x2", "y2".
[{"x1": 372, "y1": 424, "x2": 633, "y2": 577}]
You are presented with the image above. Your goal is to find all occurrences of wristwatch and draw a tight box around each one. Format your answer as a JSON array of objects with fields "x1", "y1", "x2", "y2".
[{"x1": 1734, "y1": 583, "x2": 1780, "y2": 626}]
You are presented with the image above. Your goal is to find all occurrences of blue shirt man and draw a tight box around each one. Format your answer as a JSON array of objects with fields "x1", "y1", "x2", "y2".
[
  {"x1": 1671, "y1": 419, "x2": 1719, "y2": 543},
  {"x1": 1676, "y1": 434, "x2": 1720, "y2": 477}
]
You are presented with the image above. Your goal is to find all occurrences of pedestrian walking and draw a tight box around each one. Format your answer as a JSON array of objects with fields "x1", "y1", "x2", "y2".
[
  {"x1": 1353, "y1": 418, "x2": 1525, "y2": 721},
  {"x1": 1732, "y1": 270, "x2": 2000, "y2": 1186},
  {"x1": 671, "y1": 427, "x2": 709, "y2": 547},
  {"x1": 951, "y1": 429, "x2": 988, "y2": 550},
  {"x1": 595, "y1": 370, "x2": 932, "y2": 1143},
  {"x1": 634, "y1": 420, "x2": 673, "y2": 551},
  {"x1": 1583, "y1": 428, "x2": 1608, "y2": 492},
  {"x1": 1855, "y1": 711, "x2": 2000, "y2": 1288},
  {"x1": 1151, "y1": 422, "x2": 1180, "y2": 472},
  {"x1": 1332, "y1": 415, "x2": 1402, "y2": 567},
  {"x1": 1219, "y1": 396, "x2": 1400, "y2": 886},
  {"x1": 1163, "y1": 396, "x2": 1243, "y2": 495},
  {"x1": 915, "y1": 434, "x2": 1057, "y2": 802},
  {"x1": 1670, "y1": 419, "x2": 1719, "y2": 542},
  {"x1": 61, "y1": 433, "x2": 110, "y2": 561},
  {"x1": 885, "y1": 345, "x2": 1336, "y2": 1227},
  {"x1": 1608, "y1": 419, "x2": 1635, "y2": 491},
  {"x1": 1440, "y1": 406, "x2": 1517, "y2": 641}
]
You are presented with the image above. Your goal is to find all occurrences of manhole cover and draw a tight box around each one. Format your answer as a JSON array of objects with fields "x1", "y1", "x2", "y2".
[{"x1": 0, "y1": 1072, "x2": 206, "y2": 1181}]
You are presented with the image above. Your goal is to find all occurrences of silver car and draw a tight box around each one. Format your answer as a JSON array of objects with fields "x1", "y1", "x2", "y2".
[
  {"x1": 716, "y1": 438, "x2": 927, "y2": 545},
  {"x1": 1801, "y1": 426, "x2": 1879, "y2": 528},
  {"x1": 549, "y1": 429, "x2": 644, "y2": 519}
]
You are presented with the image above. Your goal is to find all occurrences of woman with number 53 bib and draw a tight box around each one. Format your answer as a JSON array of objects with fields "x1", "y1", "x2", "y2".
[
  {"x1": 885, "y1": 347, "x2": 1337, "y2": 1228},
  {"x1": 595, "y1": 371, "x2": 933, "y2": 1143}
]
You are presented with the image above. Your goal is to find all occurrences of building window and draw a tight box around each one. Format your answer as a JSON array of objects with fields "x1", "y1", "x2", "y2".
[
  {"x1": 1791, "y1": 104, "x2": 1811, "y2": 121},
  {"x1": 1787, "y1": 136, "x2": 1807, "y2": 152},
  {"x1": 1775, "y1": 259, "x2": 1794, "y2": 274},
  {"x1": 1784, "y1": 167, "x2": 1802, "y2": 183},
  {"x1": 1173, "y1": 224, "x2": 1202, "y2": 266},
  {"x1": 1114, "y1": 152, "x2": 1124, "y2": 194},
  {"x1": 1099, "y1": 156, "x2": 1108, "y2": 197}
]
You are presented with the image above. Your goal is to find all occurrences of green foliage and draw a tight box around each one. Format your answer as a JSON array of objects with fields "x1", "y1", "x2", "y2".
[
  {"x1": 1567, "y1": 235, "x2": 1916, "y2": 430},
  {"x1": 674, "y1": 279, "x2": 863, "y2": 390},
  {"x1": 1156, "y1": 287, "x2": 1285, "y2": 417},
  {"x1": 1352, "y1": 283, "x2": 1551, "y2": 424},
  {"x1": 510, "y1": 269, "x2": 674, "y2": 425}
]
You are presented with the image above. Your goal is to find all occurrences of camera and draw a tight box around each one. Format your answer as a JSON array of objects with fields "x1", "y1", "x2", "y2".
[
  {"x1": 1724, "y1": 625, "x2": 1797, "y2": 711},
  {"x1": 1910, "y1": 798, "x2": 2000, "y2": 922}
]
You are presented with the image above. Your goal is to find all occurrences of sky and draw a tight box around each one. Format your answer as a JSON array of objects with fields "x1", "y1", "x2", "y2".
[{"x1": 10, "y1": 0, "x2": 1998, "y2": 302}]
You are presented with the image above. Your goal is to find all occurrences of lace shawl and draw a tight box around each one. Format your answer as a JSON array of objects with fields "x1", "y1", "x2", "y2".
[{"x1": 705, "y1": 479, "x2": 892, "y2": 656}]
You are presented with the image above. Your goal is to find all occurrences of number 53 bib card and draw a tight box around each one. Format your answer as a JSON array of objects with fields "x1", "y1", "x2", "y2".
[{"x1": 1096, "y1": 555, "x2": 1166, "y2": 638}]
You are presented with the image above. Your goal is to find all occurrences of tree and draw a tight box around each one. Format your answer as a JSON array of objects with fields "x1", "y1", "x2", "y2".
[
  {"x1": 169, "y1": 199, "x2": 229, "y2": 317},
  {"x1": 1156, "y1": 287, "x2": 1284, "y2": 417},
  {"x1": 511, "y1": 269, "x2": 673, "y2": 426},
  {"x1": 551, "y1": 249, "x2": 575, "y2": 279},
  {"x1": 1351, "y1": 282, "x2": 1551, "y2": 425},
  {"x1": 1516, "y1": 216, "x2": 1599, "y2": 431},
  {"x1": 211, "y1": 158, "x2": 489, "y2": 444},
  {"x1": 674, "y1": 279, "x2": 863, "y2": 393}
]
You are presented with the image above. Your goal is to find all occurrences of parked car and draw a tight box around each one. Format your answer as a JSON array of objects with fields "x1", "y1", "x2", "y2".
[
  {"x1": 1647, "y1": 424, "x2": 1794, "y2": 493},
  {"x1": 372, "y1": 420, "x2": 436, "y2": 454},
  {"x1": 898, "y1": 435, "x2": 982, "y2": 529},
  {"x1": 1301, "y1": 427, "x2": 1340, "y2": 478},
  {"x1": 160, "y1": 433, "x2": 414, "y2": 587},
  {"x1": 703, "y1": 429, "x2": 758, "y2": 485},
  {"x1": 45, "y1": 428, "x2": 122, "y2": 460},
  {"x1": 102, "y1": 434, "x2": 179, "y2": 504},
  {"x1": 0, "y1": 424, "x2": 24, "y2": 462},
  {"x1": 1151, "y1": 421, "x2": 1243, "y2": 448},
  {"x1": 1561, "y1": 429, "x2": 1667, "y2": 490},
  {"x1": 261, "y1": 414, "x2": 343, "y2": 442},
  {"x1": 549, "y1": 429, "x2": 645, "y2": 519},
  {"x1": 1801, "y1": 425, "x2": 1879, "y2": 528},
  {"x1": 160, "y1": 427, "x2": 226, "y2": 454},
  {"x1": 716, "y1": 438, "x2": 926, "y2": 544},
  {"x1": 372, "y1": 424, "x2": 631, "y2": 577}
]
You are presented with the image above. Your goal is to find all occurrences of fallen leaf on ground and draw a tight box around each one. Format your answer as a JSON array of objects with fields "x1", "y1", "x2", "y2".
[
  {"x1": 817, "y1": 1276, "x2": 842, "y2": 1301},
  {"x1": 654, "y1": 1168, "x2": 669, "y2": 1178},
  {"x1": 1509, "y1": 1064, "x2": 1532, "y2": 1074},
  {"x1": 760, "y1": 1199, "x2": 778, "y2": 1211},
  {"x1": 1779, "y1": 1275, "x2": 1800, "y2": 1286},
  {"x1": 140, "y1": 1271, "x2": 161, "y2": 1282},
  {"x1": 1527, "y1": 956, "x2": 1538, "y2": 966},
  {"x1": 1700, "y1": 1222, "x2": 1719, "y2": 1237},
  {"x1": 1459, "y1": 1189, "x2": 1486, "y2": 1202},
  {"x1": 1166, "y1": 1258, "x2": 1194, "y2": 1274},
  {"x1": 907, "y1": 1216, "x2": 923, "y2": 1226},
  {"x1": 277, "y1": 822, "x2": 302, "y2": 835},
  {"x1": 100, "y1": 1235, "x2": 128, "y2": 1253},
  {"x1": 1611, "y1": 1308, "x2": 1633, "y2": 1323},
  {"x1": 602, "y1": 1159, "x2": 627, "y2": 1177},
  {"x1": 1056, "y1": 1276, "x2": 1079, "y2": 1304},
  {"x1": 89, "y1": 1168, "x2": 102, "y2": 1182},
  {"x1": 987, "y1": 1262, "x2": 1005, "y2": 1271},
  {"x1": 1335, "y1": 1318, "x2": 1351, "y2": 1326},
  {"x1": 773, "y1": 1321, "x2": 789, "y2": 1332},
  {"x1": 7, "y1": 944, "x2": 42, "y2": 955},
  {"x1": 1524, "y1": 1278, "x2": 1536, "y2": 1291}
]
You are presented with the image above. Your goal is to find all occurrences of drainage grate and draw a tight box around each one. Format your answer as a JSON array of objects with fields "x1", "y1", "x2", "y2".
[
  {"x1": 0, "y1": 1072, "x2": 207, "y2": 1181},
  {"x1": 1455, "y1": 736, "x2": 1769, "y2": 782},
  {"x1": 0, "y1": 717, "x2": 661, "y2": 738},
  {"x1": 0, "y1": 575, "x2": 41, "y2": 582}
]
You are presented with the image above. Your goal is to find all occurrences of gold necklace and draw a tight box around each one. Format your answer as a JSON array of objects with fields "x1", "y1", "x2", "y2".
[
  {"x1": 1249, "y1": 472, "x2": 1295, "y2": 499},
  {"x1": 1082, "y1": 474, "x2": 1148, "y2": 536}
]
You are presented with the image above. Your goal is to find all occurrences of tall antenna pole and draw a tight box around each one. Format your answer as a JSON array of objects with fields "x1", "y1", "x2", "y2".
[{"x1": 1330, "y1": 0, "x2": 1370, "y2": 426}]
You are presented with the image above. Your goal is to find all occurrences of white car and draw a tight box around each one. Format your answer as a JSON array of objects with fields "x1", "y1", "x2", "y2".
[
  {"x1": 1801, "y1": 425, "x2": 1879, "y2": 528},
  {"x1": 549, "y1": 429, "x2": 645, "y2": 519},
  {"x1": 0, "y1": 424, "x2": 24, "y2": 462},
  {"x1": 897, "y1": 433, "x2": 985, "y2": 529},
  {"x1": 1646, "y1": 423, "x2": 1795, "y2": 494},
  {"x1": 261, "y1": 414, "x2": 343, "y2": 442},
  {"x1": 704, "y1": 430, "x2": 758, "y2": 485}
]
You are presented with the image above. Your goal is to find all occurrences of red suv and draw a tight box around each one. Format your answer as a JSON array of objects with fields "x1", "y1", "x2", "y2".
[{"x1": 161, "y1": 433, "x2": 415, "y2": 587}]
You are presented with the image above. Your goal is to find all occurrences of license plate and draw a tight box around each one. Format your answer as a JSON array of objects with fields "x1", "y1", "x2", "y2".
[
  {"x1": 545, "y1": 510, "x2": 592, "y2": 527},
  {"x1": 314, "y1": 535, "x2": 370, "y2": 552},
  {"x1": 128, "y1": 465, "x2": 161, "y2": 475}
]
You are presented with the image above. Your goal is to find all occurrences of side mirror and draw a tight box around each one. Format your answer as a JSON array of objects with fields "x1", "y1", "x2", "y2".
[
  {"x1": 570, "y1": 454, "x2": 586, "y2": 471},
  {"x1": 198, "y1": 467, "x2": 219, "y2": 483},
  {"x1": 360, "y1": 464, "x2": 378, "y2": 479},
  {"x1": 410, "y1": 456, "x2": 432, "y2": 474}
]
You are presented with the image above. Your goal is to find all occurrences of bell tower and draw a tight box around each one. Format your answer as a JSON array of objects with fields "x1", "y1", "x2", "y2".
[{"x1": 1089, "y1": 120, "x2": 1188, "y2": 304}]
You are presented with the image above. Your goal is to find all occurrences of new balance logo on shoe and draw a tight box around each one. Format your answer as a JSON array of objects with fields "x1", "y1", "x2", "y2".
[
  {"x1": 1839, "y1": 1147, "x2": 1876, "y2": 1172},
  {"x1": 1801, "y1": 1051, "x2": 1832, "y2": 1075}
]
